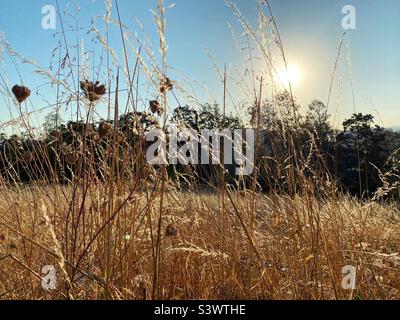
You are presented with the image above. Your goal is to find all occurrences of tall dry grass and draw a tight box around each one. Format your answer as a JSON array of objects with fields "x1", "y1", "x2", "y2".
[
  {"x1": 0, "y1": 0, "x2": 399, "y2": 300},
  {"x1": 1, "y1": 186, "x2": 399, "y2": 299}
]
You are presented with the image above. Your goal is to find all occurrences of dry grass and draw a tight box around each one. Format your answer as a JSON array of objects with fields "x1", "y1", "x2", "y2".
[
  {"x1": 0, "y1": 0, "x2": 399, "y2": 301},
  {"x1": 0, "y1": 185, "x2": 399, "y2": 300}
]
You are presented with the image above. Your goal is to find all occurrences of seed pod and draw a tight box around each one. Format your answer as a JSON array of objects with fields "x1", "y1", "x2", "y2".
[
  {"x1": 150, "y1": 100, "x2": 164, "y2": 115},
  {"x1": 12, "y1": 85, "x2": 31, "y2": 103},
  {"x1": 165, "y1": 224, "x2": 178, "y2": 237},
  {"x1": 65, "y1": 152, "x2": 77, "y2": 165},
  {"x1": 98, "y1": 121, "x2": 112, "y2": 137},
  {"x1": 159, "y1": 77, "x2": 173, "y2": 94},
  {"x1": 239, "y1": 190, "x2": 248, "y2": 198},
  {"x1": 80, "y1": 80, "x2": 106, "y2": 102}
]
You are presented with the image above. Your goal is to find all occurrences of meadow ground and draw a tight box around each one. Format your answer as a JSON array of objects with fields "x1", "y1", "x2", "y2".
[{"x1": 0, "y1": 185, "x2": 399, "y2": 300}]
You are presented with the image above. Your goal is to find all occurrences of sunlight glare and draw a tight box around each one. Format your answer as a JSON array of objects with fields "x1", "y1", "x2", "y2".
[{"x1": 274, "y1": 64, "x2": 302, "y2": 88}]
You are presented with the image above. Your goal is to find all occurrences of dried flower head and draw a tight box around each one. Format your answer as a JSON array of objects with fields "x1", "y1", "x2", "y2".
[
  {"x1": 98, "y1": 121, "x2": 112, "y2": 137},
  {"x1": 160, "y1": 77, "x2": 173, "y2": 94},
  {"x1": 150, "y1": 100, "x2": 164, "y2": 115},
  {"x1": 166, "y1": 224, "x2": 178, "y2": 237},
  {"x1": 239, "y1": 190, "x2": 248, "y2": 198},
  {"x1": 65, "y1": 152, "x2": 77, "y2": 165},
  {"x1": 12, "y1": 85, "x2": 31, "y2": 103},
  {"x1": 80, "y1": 80, "x2": 106, "y2": 102}
]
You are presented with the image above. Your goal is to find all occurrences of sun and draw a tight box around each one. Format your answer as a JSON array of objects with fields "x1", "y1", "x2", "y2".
[{"x1": 274, "y1": 64, "x2": 302, "y2": 88}]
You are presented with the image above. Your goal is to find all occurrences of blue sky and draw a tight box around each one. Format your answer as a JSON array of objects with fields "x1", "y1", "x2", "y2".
[{"x1": 0, "y1": 0, "x2": 399, "y2": 130}]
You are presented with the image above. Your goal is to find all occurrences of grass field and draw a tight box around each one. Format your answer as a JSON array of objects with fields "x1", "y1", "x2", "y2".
[
  {"x1": 1, "y1": 185, "x2": 399, "y2": 300},
  {"x1": 0, "y1": 0, "x2": 399, "y2": 301}
]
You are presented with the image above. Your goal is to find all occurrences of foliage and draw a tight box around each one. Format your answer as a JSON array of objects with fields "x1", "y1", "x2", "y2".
[{"x1": 1, "y1": 98, "x2": 400, "y2": 198}]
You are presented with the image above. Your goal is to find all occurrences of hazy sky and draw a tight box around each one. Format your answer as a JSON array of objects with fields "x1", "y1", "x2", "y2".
[{"x1": 0, "y1": 0, "x2": 399, "y2": 129}]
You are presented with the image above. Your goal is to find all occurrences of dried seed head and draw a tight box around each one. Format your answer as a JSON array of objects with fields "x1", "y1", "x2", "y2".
[
  {"x1": 160, "y1": 77, "x2": 173, "y2": 94},
  {"x1": 12, "y1": 85, "x2": 31, "y2": 103},
  {"x1": 65, "y1": 152, "x2": 77, "y2": 165},
  {"x1": 166, "y1": 224, "x2": 178, "y2": 237},
  {"x1": 239, "y1": 190, "x2": 248, "y2": 198},
  {"x1": 98, "y1": 121, "x2": 112, "y2": 137},
  {"x1": 150, "y1": 100, "x2": 164, "y2": 115},
  {"x1": 80, "y1": 80, "x2": 106, "y2": 102}
]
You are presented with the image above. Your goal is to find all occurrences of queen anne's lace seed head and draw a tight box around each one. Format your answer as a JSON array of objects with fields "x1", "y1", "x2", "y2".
[
  {"x1": 12, "y1": 85, "x2": 31, "y2": 103},
  {"x1": 80, "y1": 80, "x2": 106, "y2": 102}
]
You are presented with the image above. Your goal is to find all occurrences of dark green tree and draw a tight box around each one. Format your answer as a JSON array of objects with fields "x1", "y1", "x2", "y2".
[{"x1": 336, "y1": 113, "x2": 390, "y2": 196}]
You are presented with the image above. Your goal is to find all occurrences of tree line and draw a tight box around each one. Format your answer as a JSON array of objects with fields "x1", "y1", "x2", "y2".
[{"x1": 1, "y1": 92, "x2": 400, "y2": 198}]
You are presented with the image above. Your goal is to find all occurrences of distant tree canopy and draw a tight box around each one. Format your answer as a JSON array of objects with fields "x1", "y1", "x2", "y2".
[
  {"x1": 247, "y1": 93, "x2": 400, "y2": 197},
  {"x1": 172, "y1": 103, "x2": 242, "y2": 130},
  {"x1": 43, "y1": 111, "x2": 63, "y2": 135},
  {"x1": 0, "y1": 95, "x2": 400, "y2": 198},
  {"x1": 335, "y1": 113, "x2": 394, "y2": 196}
]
